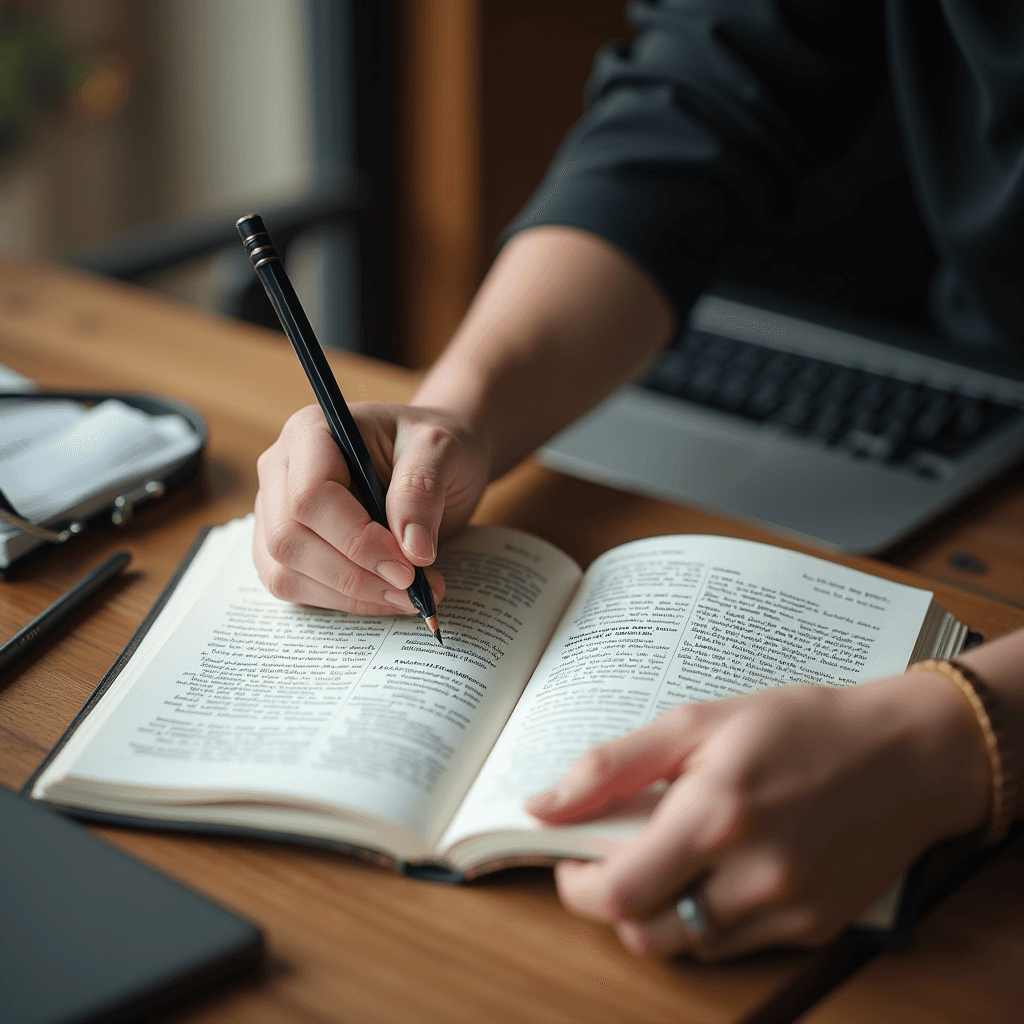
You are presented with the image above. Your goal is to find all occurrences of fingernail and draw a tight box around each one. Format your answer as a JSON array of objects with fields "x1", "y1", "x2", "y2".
[
  {"x1": 616, "y1": 920, "x2": 650, "y2": 956},
  {"x1": 384, "y1": 590, "x2": 416, "y2": 612},
  {"x1": 377, "y1": 560, "x2": 413, "y2": 589},
  {"x1": 403, "y1": 522, "x2": 435, "y2": 561},
  {"x1": 524, "y1": 788, "x2": 561, "y2": 815}
]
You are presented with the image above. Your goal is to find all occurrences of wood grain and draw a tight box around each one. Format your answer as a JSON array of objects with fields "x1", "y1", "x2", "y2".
[
  {"x1": 888, "y1": 464, "x2": 1024, "y2": 609},
  {"x1": 398, "y1": 0, "x2": 483, "y2": 368},
  {"x1": 1, "y1": 258, "x2": 1023, "y2": 1024},
  {"x1": 479, "y1": 0, "x2": 634, "y2": 255},
  {"x1": 798, "y1": 837, "x2": 1024, "y2": 1024},
  {"x1": 396, "y1": 0, "x2": 635, "y2": 368}
]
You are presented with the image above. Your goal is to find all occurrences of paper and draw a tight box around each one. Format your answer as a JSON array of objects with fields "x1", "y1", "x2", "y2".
[
  {"x1": 0, "y1": 402, "x2": 85, "y2": 462},
  {"x1": 0, "y1": 363, "x2": 35, "y2": 392},
  {"x1": 0, "y1": 399, "x2": 201, "y2": 523}
]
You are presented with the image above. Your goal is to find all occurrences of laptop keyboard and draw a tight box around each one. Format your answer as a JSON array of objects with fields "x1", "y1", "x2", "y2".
[{"x1": 642, "y1": 330, "x2": 1022, "y2": 478}]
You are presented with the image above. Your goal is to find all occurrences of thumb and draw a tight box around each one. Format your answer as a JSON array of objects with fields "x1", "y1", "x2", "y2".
[
  {"x1": 386, "y1": 424, "x2": 461, "y2": 566},
  {"x1": 525, "y1": 706, "x2": 709, "y2": 824}
]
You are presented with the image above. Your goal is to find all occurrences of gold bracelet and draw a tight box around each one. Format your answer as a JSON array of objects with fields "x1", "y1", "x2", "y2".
[{"x1": 908, "y1": 658, "x2": 1018, "y2": 846}]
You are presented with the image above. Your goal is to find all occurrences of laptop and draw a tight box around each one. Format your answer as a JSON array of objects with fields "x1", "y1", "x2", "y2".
[{"x1": 538, "y1": 294, "x2": 1024, "y2": 554}]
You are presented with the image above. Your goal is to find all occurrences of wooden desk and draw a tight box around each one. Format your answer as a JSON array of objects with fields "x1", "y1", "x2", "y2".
[
  {"x1": 1, "y1": 260, "x2": 1022, "y2": 1024},
  {"x1": 798, "y1": 835, "x2": 1024, "y2": 1024}
]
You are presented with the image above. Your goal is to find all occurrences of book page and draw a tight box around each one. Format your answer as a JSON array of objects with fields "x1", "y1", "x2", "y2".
[
  {"x1": 37, "y1": 518, "x2": 580, "y2": 855},
  {"x1": 440, "y1": 534, "x2": 935, "y2": 853}
]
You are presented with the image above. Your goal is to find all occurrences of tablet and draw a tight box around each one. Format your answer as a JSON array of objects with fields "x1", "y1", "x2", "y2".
[{"x1": 0, "y1": 785, "x2": 262, "y2": 1024}]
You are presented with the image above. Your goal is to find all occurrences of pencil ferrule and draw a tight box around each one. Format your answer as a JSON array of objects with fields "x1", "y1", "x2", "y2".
[{"x1": 245, "y1": 242, "x2": 277, "y2": 264}]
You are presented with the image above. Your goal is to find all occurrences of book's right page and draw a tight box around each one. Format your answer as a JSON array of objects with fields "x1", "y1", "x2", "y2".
[{"x1": 441, "y1": 534, "x2": 956, "y2": 863}]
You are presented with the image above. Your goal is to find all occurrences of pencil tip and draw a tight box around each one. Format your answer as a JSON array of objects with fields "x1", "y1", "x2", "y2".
[{"x1": 423, "y1": 614, "x2": 442, "y2": 645}]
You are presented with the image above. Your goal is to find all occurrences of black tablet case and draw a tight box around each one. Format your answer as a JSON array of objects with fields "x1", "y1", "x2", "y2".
[{"x1": 0, "y1": 784, "x2": 262, "y2": 1024}]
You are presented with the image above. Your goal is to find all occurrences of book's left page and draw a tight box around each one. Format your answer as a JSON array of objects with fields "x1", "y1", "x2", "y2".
[{"x1": 33, "y1": 518, "x2": 581, "y2": 862}]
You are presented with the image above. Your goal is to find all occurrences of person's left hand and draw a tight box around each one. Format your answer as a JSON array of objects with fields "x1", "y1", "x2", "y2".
[{"x1": 525, "y1": 672, "x2": 990, "y2": 960}]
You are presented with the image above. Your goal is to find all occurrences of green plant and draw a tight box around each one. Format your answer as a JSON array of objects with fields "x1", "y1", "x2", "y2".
[{"x1": 0, "y1": 5, "x2": 84, "y2": 162}]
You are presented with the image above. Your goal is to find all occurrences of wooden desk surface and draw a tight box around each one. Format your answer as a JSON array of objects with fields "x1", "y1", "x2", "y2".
[
  {"x1": 1, "y1": 259, "x2": 1022, "y2": 1024},
  {"x1": 798, "y1": 835, "x2": 1024, "y2": 1024}
]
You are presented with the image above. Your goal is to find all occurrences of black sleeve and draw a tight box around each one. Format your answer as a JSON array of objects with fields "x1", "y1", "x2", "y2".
[
  {"x1": 505, "y1": 0, "x2": 887, "y2": 324},
  {"x1": 888, "y1": 1, "x2": 1024, "y2": 352}
]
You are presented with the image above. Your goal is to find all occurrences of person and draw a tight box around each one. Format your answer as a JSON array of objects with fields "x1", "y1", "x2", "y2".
[{"x1": 253, "y1": 1, "x2": 1024, "y2": 959}]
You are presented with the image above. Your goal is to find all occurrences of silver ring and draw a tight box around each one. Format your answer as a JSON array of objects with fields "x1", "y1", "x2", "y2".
[{"x1": 676, "y1": 891, "x2": 711, "y2": 937}]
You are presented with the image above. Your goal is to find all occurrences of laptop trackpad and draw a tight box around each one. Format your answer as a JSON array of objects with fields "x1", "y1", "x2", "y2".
[{"x1": 550, "y1": 407, "x2": 762, "y2": 500}]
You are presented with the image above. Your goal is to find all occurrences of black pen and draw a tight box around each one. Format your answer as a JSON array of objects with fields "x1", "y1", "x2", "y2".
[
  {"x1": 0, "y1": 550, "x2": 131, "y2": 678},
  {"x1": 236, "y1": 214, "x2": 443, "y2": 645}
]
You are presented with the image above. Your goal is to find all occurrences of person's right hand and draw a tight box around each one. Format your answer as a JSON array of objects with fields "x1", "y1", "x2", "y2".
[{"x1": 253, "y1": 402, "x2": 491, "y2": 616}]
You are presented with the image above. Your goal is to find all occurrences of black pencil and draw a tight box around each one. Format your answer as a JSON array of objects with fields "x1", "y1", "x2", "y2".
[
  {"x1": 236, "y1": 213, "x2": 442, "y2": 645},
  {"x1": 0, "y1": 550, "x2": 131, "y2": 678}
]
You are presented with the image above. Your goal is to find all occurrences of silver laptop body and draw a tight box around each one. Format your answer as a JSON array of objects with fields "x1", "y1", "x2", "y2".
[{"x1": 538, "y1": 295, "x2": 1024, "y2": 554}]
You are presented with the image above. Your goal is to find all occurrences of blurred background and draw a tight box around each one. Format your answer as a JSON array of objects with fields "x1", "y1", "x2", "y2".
[{"x1": 0, "y1": 0, "x2": 629, "y2": 368}]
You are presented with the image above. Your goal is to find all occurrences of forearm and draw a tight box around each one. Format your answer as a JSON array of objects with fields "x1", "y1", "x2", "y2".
[{"x1": 411, "y1": 226, "x2": 675, "y2": 479}]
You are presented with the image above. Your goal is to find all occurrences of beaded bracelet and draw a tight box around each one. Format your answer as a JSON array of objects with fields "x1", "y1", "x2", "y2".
[{"x1": 908, "y1": 658, "x2": 1018, "y2": 846}]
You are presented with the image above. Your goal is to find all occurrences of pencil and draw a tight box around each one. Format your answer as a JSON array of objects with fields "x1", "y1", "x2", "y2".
[
  {"x1": 236, "y1": 214, "x2": 442, "y2": 645},
  {"x1": 0, "y1": 550, "x2": 131, "y2": 678}
]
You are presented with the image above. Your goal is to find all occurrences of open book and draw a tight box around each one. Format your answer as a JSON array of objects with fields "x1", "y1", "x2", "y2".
[{"x1": 31, "y1": 517, "x2": 966, "y2": 928}]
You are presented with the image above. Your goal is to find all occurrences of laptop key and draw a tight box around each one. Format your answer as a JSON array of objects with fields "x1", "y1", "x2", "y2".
[
  {"x1": 646, "y1": 351, "x2": 690, "y2": 395},
  {"x1": 686, "y1": 368, "x2": 723, "y2": 403},
  {"x1": 746, "y1": 382, "x2": 785, "y2": 419},
  {"x1": 842, "y1": 429, "x2": 893, "y2": 461},
  {"x1": 769, "y1": 397, "x2": 814, "y2": 430},
  {"x1": 954, "y1": 396, "x2": 984, "y2": 437},
  {"x1": 808, "y1": 402, "x2": 848, "y2": 443},
  {"x1": 716, "y1": 376, "x2": 756, "y2": 410},
  {"x1": 818, "y1": 367, "x2": 863, "y2": 404}
]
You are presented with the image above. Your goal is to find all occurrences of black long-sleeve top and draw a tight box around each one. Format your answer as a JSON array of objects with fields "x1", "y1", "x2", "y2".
[{"x1": 507, "y1": 1, "x2": 1024, "y2": 356}]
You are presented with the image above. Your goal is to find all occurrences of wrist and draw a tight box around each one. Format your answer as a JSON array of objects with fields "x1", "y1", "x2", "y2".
[
  {"x1": 957, "y1": 631, "x2": 1024, "y2": 821},
  {"x1": 857, "y1": 671, "x2": 991, "y2": 844},
  {"x1": 412, "y1": 343, "x2": 542, "y2": 480},
  {"x1": 409, "y1": 368, "x2": 500, "y2": 482},
  {"x1": 910, "y1": 659, "x2": 1019, "y2": 845}
]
